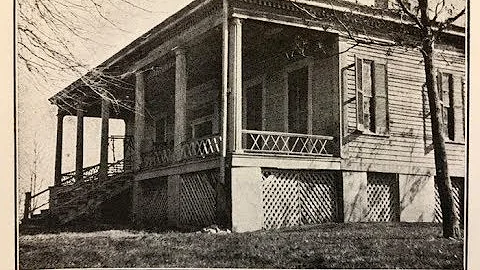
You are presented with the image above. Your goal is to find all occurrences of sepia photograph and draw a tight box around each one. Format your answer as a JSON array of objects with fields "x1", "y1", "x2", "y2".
[{"x1": 15, "y1": 0, "x2": 469, "y2": 268}]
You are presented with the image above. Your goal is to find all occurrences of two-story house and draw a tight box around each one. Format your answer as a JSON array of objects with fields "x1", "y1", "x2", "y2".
[{"x1": 23, "y1": 0, "x2": 465, "y2": 232}]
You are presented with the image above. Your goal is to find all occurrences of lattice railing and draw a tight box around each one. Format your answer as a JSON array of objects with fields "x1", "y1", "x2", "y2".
[
  {"x1": 60, "y1": 159, "x2": 128, "y2": 186},
  {"x1": 434, "y1": 177, "x2": 464, "y2": 224},
  {"x1": 261, "y1": 169, "x2": 340, "y2": 230},
  {"x1": 141, "y1": 148, "x2": 174, "y2": 170},
  {"x1": 366, "y1": 173, "x2": 399, "y2": 222},
  {"x1": 60, "y1": 164, "x2": 100, "y2": 186},
  {"x1": 179, "y1": 170, "x2": 219, "y2": 226},
  {"x1": 141, "y1": 135, "x2": 222, "y2": 170},
  {"x1": 181, "y1": 135, "x2": 222, "y2": 160},
  {"x1": 243, "y1": 130, "x2": 334, "y2": 156}
]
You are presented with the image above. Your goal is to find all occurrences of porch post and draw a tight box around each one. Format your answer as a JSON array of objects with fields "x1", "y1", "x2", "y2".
[
  {"x1": 228, "y1": 18, "x2": 243, "y2": 152},
  {"x1": 99, "y1": 96, "x2": 110, "y2": 181},
  {"x1": 75, "y1": 103, "x2": 84, "y2": 183},
  {"x1": 134, "y1": 72, "x2": 145, "y2": 171},
  {"x1": 124, "y1": 116, "x2": 135, "y2": 172},
  {"x1": 54, "y1": 110, "x2": 65, "y2": 186},
  {"x1": 132, "y1": 71, "x2": 145, "y2": 226},
  {"x1": 173, "y1": 46, "x2": 187, "y2": 160}
]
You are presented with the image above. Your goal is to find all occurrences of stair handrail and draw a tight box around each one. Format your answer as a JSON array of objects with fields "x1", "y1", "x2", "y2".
[
  {"x1": 60, "y1": 163, "x2": 101, "y2": 186},
  {"x1": 23, "y1": 158, "x2": 131, "y2": 222},
  {"x1": 51, "y1": 171, "x2": 134, "y2": 224},
  {"x1": 23, "y1": 188, "x2": 50, "y2": 221}
]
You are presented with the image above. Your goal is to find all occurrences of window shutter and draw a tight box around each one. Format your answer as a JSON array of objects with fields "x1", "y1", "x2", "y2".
[
  {"x1": 437, "y1": 71, "x2": 448, "y2": 136},
  {"x1": 356, "y1": 57, "x2": 364, "y2": 131},
  {"x1": 437, "y1": 71, "x2": 443, "y2": 102},
  {"x1": 453, "y1": 75, "x2": 464, "y2": 142},
  {"x1": 374, "y1": 62, "x2": 388, "y2": 134}
]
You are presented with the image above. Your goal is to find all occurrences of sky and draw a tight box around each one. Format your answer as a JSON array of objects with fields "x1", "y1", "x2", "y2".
[
  {"x1": 16, "y1": 0, "x2": 467, "y2": 212},
  {"x1": 16, "y1": 0, "x2": 195, "y2": 211}
]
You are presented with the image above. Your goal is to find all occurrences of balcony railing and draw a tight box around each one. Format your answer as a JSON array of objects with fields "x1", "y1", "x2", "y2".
[
  {"x1": 242, "y1": 130, "x2": 334, "y2": 156},
  {"x1": 181, "y1": 135, "x2": 222, "y2": 160},
  {"x1": 140, "y1": 135, "x2": 222, "y2": 170},
  {"x1": 141, "y1": 147, "x2": 175, "y2": 169},
  {"x1": 60, "y1": 159, "x2": 130, "y2": 186}
]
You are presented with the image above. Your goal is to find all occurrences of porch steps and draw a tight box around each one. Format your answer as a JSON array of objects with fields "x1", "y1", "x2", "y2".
[
  {"x1": 21, "y1": 160, "x2": 133, "y2": 228},
  {"x1": 50, "y1": 172, "x2": 133, "y2": 225}
]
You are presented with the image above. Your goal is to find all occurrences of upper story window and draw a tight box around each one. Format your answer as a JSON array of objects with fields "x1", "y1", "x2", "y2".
[
  {"x1": 356, "y1": 56, "x2": 389, "y2": 135},
  {"x1": 436, "y1": 71, "x2": 465, "y2": 142}
]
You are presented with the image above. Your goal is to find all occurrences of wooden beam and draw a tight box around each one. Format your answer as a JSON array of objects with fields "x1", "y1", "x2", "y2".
[
  {"x1": 135, "y1": 157, "x2": 221, "y2": 181},
  {"x1": 231, "y1": 153, "x2": 341, "y2": 170},
  {"x1": 127, "y1": 12, "x2": 223, "y2": 75}
]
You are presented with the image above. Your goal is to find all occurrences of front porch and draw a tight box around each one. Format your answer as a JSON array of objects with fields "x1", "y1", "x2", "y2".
[
  {"x1": 136, "y1": 19, "x2": 342, "y2": 175},
  {"x1": 27, "y1": 14, "x2": 344, "y2": 228}
]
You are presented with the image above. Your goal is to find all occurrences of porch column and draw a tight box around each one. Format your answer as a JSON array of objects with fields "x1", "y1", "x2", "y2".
[
  {"x1": 134, "y1": 72, "x2": 145, "y2": 171},
  {"x1": 54, "y1": 110, "x2": 65, "y2": 186},
  {"x1": 99, "y1": 96, "x2": 110, "y2": 181},
  {"x1": 132, "y1": 72, "x2": 145, "y2": 226},
  {"x1": 228, "y1": 18, "x2": 243, "y2": 152},
  {"x1": 174, "y1": 46, "x2": 187, "y2": 160},
  {"x1": 124, "y1": 116, "x2": 135, "y2": 172},
  {"x1": 75, "y1": 103, "x2": 84, "y2": 183}
]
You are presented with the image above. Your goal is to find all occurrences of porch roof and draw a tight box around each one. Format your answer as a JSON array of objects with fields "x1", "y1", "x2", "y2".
[{"x1": 48, "y1": 0, "x2": 465, "y2": 112}]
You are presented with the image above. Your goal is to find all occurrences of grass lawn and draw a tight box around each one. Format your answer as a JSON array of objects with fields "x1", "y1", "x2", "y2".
[{"x1": 19, "y1": 222, "x2": 463, "y2": 269}]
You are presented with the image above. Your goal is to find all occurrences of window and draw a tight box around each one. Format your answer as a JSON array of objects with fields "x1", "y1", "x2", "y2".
[
  {"x1": 246, "y1": 83, "x2": 263, "y2": 131},
  {"x1": 437, "y1": 71, "x2": 464, "y2": 142},
  {"x1": 191, "y1": 116, "x2": 213, "y2": 139},
  {"x1": 288, "y1": 66, "x2": 309, "y2": 134},
  {"x1": 356, "y1": 57, "x2": 388, "y2": 134}
]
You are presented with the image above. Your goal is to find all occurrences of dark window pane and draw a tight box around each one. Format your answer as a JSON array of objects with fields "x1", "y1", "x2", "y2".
[
  {"x1": 288, "y1": 66, "x2": 308, "y2": 134},
  {"x1": 193, "y1": 120, "x2": 212, "y2": 138},
  {"x1": 246, "y1": 84, "x2": 263, "y2": 131}
]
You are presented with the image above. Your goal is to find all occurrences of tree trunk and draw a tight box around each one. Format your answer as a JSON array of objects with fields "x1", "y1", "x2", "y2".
[{"x1": 422, "y1": 34, "x2": 460, "y2": 239}]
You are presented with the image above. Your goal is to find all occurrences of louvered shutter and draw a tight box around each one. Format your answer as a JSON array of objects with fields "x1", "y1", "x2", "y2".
[
  {"x1": 374, "y1": 62, "x2": 388, "y2": 134},
  {"x1": 453, "y1": 76, "x2": 464, "y2": 142},
  {"x1": 437, "y1": 71, "x2": 447, "y2": 136},
  {"x1": 356, "y1": 57, "x2": 364, "y2": 131}
]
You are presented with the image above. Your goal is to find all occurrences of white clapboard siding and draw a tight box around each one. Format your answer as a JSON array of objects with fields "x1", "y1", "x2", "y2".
[{"x1": 341, "y1": 38, "x2": 465, "y2": 175}]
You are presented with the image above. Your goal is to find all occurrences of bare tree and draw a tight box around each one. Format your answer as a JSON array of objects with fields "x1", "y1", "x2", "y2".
[
  {"x1": 17, "y1": 0, "x2": 147, "y2": 112},
  {"x1": 290, "y1": 0, "x2": 465, "y2": 238},
  {"x1": 400, "y1": 0, "x2": 465, "y2": 239}
]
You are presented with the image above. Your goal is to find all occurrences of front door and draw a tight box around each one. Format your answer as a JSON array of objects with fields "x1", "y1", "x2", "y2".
[
  {"x1": 288, "y1": 66, "x2": 308, "y2": 134},
  {"x1": 246, "y1": 83, "x2": 263, "y2": 149}
]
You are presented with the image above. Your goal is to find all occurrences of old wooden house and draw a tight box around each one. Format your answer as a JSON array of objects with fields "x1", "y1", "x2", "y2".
[{"x1": 23, "y1": 0, "x2": 465, "y2": 232}]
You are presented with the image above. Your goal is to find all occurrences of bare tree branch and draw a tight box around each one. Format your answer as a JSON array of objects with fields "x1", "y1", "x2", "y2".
[
  {"x1": 435, "y1": 8, "x2": 465, "y2": 36},
  {"x1": 395, "y1": 0, "x2": 423, "y2": 29}
]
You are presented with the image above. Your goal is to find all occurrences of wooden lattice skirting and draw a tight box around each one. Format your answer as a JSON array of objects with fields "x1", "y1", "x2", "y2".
[
  {"x1": 138, "y1": 177, "x2": 168, "y2": 227},
  {"x1": 434, "y1": 177, "x2": 464, "y2": 224},
  {"x1": 261, "y1": 169, "x2": 341, "y2": 230},
  {"x1": 366, "y1": 173, "x2": 400, "y2": 222},
  {"x1": 178, "y1": 169, "x2": 219, "y2": 227}
]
